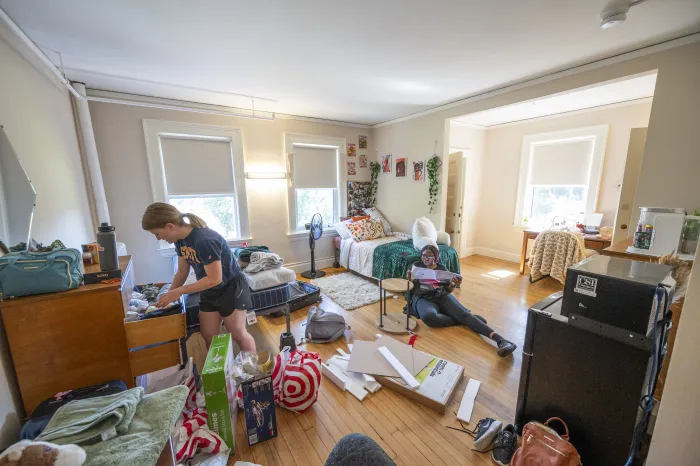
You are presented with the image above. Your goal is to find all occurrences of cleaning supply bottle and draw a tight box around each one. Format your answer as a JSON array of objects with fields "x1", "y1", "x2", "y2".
[{"x1": 97, "y1": 223, "x2": 119, "y2": 271}]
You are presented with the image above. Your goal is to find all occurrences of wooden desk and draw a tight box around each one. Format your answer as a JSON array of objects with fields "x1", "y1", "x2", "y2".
[
  {"x1": 519, "y1": 230, "x2": 612, "y2": 274},
  {"x1": 0, "y1": 256, "x2": 185, "y2": 414}
]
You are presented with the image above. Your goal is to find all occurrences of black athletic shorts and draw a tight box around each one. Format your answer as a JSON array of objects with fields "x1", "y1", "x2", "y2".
[{"x1": 199, "y1": 273, "x2": 252, "y2": 318}]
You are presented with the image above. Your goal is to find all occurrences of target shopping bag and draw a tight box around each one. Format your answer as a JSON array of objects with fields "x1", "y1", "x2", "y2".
[{"x1": 271, "y1": 348, "x2": 322, "y2": 413}]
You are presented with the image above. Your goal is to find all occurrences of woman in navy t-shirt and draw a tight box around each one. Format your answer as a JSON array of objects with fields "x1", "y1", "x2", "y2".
[{"x1": 142, "y1": 203, "x2": 255, "y2": 352}]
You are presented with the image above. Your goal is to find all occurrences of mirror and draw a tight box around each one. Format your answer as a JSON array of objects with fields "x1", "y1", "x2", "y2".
[{"x1": 0, "y1": 126, "x2": 36, "y2": 252}]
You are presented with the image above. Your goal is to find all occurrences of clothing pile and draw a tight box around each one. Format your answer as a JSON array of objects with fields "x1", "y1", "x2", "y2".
[
  {"x1": 233, "y1": 245, "x2": 296, "y2": 292},
  {"x1": 245, "y1": 251, "x2": 284, "y2": 273},
  {"x1": 126, "y1": 283, "x2": 180, "y2": 321}
]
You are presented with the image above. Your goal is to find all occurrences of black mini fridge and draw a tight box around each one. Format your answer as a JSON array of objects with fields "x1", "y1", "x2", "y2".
[{"x1": 515, "y1": 292, "x2": 667, "y2": 465}]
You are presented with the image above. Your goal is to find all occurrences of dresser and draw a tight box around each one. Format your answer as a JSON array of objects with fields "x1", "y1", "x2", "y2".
[{"x1": 0, "y1": 256, "x2": 186, "y2": 415}]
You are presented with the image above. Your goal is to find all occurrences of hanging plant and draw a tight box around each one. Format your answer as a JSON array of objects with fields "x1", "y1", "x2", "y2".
[
  {"x1": 369, "y1": 161, "x2": 381, "y2": 206},
  {"x1": 427, "y1": 155, "x2": 442, "y2": 213}
]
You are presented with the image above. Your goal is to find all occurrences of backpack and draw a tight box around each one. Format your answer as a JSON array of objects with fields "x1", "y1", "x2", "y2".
[
  {"x1": 512, "y1": 417, "x2": 582, "y2": 466},
  {"x1": 304, "y1": 306, "x2": 346, "y2": 343}
]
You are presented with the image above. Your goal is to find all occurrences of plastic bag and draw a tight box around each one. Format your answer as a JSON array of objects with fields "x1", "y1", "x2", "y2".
[
  {"x1": 147, "y1": 357, "x2": 198, "y2": 410},
  {"x1": 271, "y1": 348, "x2": 322, "y2": 412}
]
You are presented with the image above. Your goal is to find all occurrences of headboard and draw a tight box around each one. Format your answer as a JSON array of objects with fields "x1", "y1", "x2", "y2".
[{"x1": 347, "y1": 181, "x2": 372, "y2": 217}]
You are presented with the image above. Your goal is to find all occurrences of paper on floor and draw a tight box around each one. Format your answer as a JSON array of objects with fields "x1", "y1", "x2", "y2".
[
  {"x1": 321, "y1": 355, "x2": 378, "y2": 400},
  {"x1": 457, "y1": 379, "x2": 481, "y2": 423}
]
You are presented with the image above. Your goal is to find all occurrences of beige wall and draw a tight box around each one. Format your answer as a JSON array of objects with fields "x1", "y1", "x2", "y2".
[
  {"x1": 89, "y1": 102, "x2": 372, "y2": 283},
  {"x1": 0, "y1": 24, "x2": 94, "y2": 448},
  {"x1": 474, "y1": 102, "x2": 651, "y2": 260}
]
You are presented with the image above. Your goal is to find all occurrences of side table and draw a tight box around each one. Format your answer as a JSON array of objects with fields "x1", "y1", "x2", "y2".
[{"x1": 377, "y1": 278, "x2": 417, "y2": 334}]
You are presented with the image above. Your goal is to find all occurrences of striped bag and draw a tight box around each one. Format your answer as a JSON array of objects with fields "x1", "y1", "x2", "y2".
[{"x1": 272, "y1": 349, "x2": 322, "y2": 413}]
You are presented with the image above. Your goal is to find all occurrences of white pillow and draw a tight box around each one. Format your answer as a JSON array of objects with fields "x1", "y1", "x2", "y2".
[
  {"x1": 334, "y1": 220, "x2": 354, "y2": 240},
  {"x1": 363, "y1": 207, "x2": 392, "y2": 235},
  {"x1": 412, "y1": 217, "x2": 438, "y2": 251}
]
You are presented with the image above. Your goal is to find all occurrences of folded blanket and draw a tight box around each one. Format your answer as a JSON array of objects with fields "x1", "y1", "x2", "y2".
[
  {"x1": 245, "y1": 251, "x2": 284, "y2": 273},
  {"x1": 36, "y1": 387, "x2": 143, "y2": 446},
  {"x1": 233, "y1": 246, "x2": 270, "y2": 261}
]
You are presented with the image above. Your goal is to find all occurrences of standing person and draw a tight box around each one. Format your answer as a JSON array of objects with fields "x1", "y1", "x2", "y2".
[
  {"x1": 407, "y1": 245, "x2": 517, "y2": 357},
  {"x1": 141, "y1": 202, "x2": 256, "y2": 352}
]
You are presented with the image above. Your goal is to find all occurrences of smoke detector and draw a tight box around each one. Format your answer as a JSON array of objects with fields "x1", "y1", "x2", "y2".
[{"x1": 600, "y1": 0, "x2": 648, "y2": 29}]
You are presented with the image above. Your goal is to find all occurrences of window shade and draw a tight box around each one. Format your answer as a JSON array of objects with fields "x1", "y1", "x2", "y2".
[
  {"x1": 291, "y1": 146, "x2": 338, "y2": 189},
  {"x1": 160, "y1": 137, "x2": 234, "y2": 195},
  {"x1": 529, "y1": 139, "x2": 594, "y2": 185}
]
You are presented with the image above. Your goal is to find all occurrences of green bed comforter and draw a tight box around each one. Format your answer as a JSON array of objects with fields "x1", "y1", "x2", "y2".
[{"x1": 372, "y1": 240, "x2": 460, "y2": 279}]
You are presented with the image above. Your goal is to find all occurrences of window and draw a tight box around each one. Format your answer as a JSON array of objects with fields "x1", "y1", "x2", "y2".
[
  {"x1": 286, "y1": 134, "x2": 346, "y2": 235},
  {"x1": 143, "y1": 120, "x2": 250, "y2": 248},
  {"x1": 514, "y1": 126, "x2": 608, "y2": 230}
]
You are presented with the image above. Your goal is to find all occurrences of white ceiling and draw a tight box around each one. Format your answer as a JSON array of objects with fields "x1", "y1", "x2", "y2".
[
  {"x1": 2, "y1": 0, "x2": 699, "y2": 125},
  {"x1": 453, "y1": 72, "x2": 657, "y2": 127}
]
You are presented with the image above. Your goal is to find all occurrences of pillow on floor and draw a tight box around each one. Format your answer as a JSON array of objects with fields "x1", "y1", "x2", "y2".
[{"x1": 363, "y1": 207, "x2": 392, "y2": 235}]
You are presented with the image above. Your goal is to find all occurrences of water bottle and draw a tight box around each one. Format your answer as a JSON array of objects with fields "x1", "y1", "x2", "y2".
[{"x1": 97, "y1": 223, "x2": 119, "y2": 271}]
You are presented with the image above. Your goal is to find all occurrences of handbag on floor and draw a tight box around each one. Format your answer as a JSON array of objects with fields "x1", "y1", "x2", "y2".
[
  {"x1": 512, "y1": 417, "x2": 582, "y2": 466},
  {"x1": 271, "y1": 348, "x2": 322, "y2": 413},
  {"x1": 305, "y1": 305, "x2": 347, "y2": 343},
  {"x1": 0, "y1": 248, "x2": 82, "y2": 297}
]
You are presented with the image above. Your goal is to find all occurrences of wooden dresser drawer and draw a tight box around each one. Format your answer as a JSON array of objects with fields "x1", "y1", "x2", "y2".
[{"x1": 125, "y1": 312, "x2": 186, "y2": 377}]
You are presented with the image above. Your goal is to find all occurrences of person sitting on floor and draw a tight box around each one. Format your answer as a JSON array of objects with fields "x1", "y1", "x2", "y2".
[{"x1": 407, "y1": 245, "x2": 517, "y2": 357}]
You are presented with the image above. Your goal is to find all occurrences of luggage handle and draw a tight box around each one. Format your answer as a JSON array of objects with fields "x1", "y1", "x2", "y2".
[{"x1": 544, "y1": 417, "x2": 570, "y2": 441}]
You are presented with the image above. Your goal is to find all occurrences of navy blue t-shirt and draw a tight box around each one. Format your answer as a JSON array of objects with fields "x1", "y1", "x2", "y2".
[{"x1": 175, "y1": 227, "x2": 239, "y2": 289}]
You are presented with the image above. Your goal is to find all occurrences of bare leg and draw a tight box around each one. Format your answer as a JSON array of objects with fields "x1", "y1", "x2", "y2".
[
  {"x1": 223, "y1": 310, "x2": 257, "y2": 353},
  {"x1": 199, "y1": 311, "x2": 223, "y2": 349}
]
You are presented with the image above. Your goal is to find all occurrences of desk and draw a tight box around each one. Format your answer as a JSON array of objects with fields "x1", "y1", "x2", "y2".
[
  {"x1": 602, "y1": 239, "x2": 693, "y2": 399},
  {"x1": 519, "y1": 230, "x2": 611, "y2": 274}
]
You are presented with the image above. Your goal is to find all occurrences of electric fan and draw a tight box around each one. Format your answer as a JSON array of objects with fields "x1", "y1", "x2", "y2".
[{"x1": 301, "y1": 213, "x2": 326, "y2": 279}]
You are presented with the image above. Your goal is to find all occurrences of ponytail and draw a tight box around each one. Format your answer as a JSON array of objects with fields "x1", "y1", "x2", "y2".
[{"x1": 141, "y1": 202, "x2": 207, "y2": 230}]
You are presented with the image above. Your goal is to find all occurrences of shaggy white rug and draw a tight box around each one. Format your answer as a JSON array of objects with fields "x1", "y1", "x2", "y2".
[{"x1": 311, "y1": 273, "x2": 392, "y2": 310}]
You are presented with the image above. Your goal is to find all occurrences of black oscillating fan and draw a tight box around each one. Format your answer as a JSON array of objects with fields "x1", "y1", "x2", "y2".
[{"x1": 301, "y1": 213, "x2": 326, "y2": 279}]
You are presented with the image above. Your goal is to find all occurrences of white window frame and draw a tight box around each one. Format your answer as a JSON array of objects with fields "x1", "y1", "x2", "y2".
[
  {"x1": 513, "y1": 125, "x2": 608, "y2": 229},
  {"x1": 285, "y1": 133, "x2": 346, "y2": 240},
  {"x1": 142, "y1": 120, "x2": 251, "y2": 253}
]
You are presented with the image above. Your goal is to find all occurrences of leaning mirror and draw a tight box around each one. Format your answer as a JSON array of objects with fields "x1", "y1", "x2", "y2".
[{"x1": 0, "y1": 125, "x2": 36, "y2": 252}]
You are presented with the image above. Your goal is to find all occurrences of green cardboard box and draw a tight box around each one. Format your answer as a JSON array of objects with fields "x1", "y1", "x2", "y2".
[{"x1": 202, "y1": 333, "x2": 237, "y2": 454}]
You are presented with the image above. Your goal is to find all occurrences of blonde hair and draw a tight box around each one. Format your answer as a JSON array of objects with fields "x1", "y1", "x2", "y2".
[{"x1": 141, "y1": 202, "x2": 207, "y2": 230}]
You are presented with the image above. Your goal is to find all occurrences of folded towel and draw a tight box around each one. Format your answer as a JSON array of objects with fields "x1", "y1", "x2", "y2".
[
  {"x1": 36, "y1": 387, "x2": 143, "y2": 446},
  {"x1": 233, "y1": 246, "x2": 270, "y2": 261},
  {"x1": 245, "y1": 251, "x2": 284, "y2": 273}
]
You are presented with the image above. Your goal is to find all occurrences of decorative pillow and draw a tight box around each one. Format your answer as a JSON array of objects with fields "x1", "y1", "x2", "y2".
[
  {"x1": 347, "y1": 219, "x2": 385, "y2": 242},
  {"x1": 351, "y1": 215, "x2": 371, "y2": 222},
  {"x1": 334, "y1": 220, "x2": 354, "y2": 240},
  {"x1": 363, "y1": 207, "x2": 392, "y2": 235}
]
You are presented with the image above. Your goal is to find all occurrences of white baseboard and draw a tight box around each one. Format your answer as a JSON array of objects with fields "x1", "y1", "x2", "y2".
[
  {"x1": 472, "y1": 247, "x2": 520, "y2": 263},
  {"x1": 285, "y1": 256, "x2": 337, "y2": 273},
  {"x1": 460, "y1": 247, "x2": 476, "y2": 258}
]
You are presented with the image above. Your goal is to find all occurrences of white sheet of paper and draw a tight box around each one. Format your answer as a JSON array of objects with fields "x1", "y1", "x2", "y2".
[
  {"x1": 411, "y1": 265, "x2": 459, "y2": 281},
  {"x1": 457, "y1": 379, "x2": 481, "y2": 423}
]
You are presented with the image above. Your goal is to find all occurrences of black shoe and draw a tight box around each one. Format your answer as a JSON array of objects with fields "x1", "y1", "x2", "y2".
[
  {"x1": 474, "y1": 314, "x2": 488, "y2": 324},
  {"x1": 472, "y1": 417, "x2": 502, "y2": 452},
  {"x1": 492, "y1": 424, "x2": 517, "y2": 465},
  {"x1": 497, "y1": 340, "x2": 517, "y2": 357}
]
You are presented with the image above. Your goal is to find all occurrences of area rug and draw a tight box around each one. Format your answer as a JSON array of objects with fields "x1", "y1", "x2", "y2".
[{"x1": 311, "y1": 273, "x2": 392, "y2": 311}]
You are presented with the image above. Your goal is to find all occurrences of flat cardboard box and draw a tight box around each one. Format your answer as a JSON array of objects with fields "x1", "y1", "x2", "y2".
[
  {"x1": 202, "y1": 333, "x2": 237, "y2": 453},
  {"x1": 376, "y1": 356, "x2": 464, "y2": 414},
  {"x1": 347, "y1": 337, "x2": 434, "y2": 377}
]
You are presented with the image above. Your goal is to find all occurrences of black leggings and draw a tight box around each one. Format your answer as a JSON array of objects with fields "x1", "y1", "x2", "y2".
[{"x1": 411, "y1": 294, "x2": 494, "y2": 337}]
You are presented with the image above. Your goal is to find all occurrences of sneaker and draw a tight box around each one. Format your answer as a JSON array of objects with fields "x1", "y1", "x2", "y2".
[
  {"x1": 472, "y1": 417, "x2": 502, "y2": 452},
  {"x1": 497, "y1": 340, "x2": 517, "y2": 357},
  {"x1": 492, "y1": 424, "x2": 517, "y2": 465}
]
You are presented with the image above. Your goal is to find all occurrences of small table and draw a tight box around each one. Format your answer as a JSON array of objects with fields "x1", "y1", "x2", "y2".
[
  {"x1": 377, "y1": 278, "x2": 417, "y2": 334},
  {"x1": 519, "y1": 229, "x2": 612, "y2": 274}
]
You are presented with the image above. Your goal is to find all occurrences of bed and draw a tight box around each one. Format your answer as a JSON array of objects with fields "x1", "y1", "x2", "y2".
[{"x1": 337, "y1": 235, "x2": 460, "y2": 280}]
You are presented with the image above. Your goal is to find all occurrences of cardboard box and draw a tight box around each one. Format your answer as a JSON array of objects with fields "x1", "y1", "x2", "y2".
[
  {"x1": 240, "y1": 373, "x2": 277, "y2": 446},
  {"x1": 202, "y1": 334, "x2": 237, "y2": 453},
  {"x1": 376, "y1": 356, "x2": 464, "y2": 414}
]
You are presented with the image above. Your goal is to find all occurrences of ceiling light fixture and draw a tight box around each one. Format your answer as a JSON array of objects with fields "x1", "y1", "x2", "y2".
[{"x1": 600, "y1": 0, "x2": 648, "y2": 29}]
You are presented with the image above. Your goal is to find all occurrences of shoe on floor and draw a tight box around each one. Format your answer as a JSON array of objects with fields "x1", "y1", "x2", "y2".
[
  {"x1": 472, "y1": 417, "x2": 502, "y2": 452},
  {"x1": 497, "y1": 340, "x2": 517, "y2": 357},
  {"x1": 492, "y1": 424, "x2": 517, "y2": 466}
]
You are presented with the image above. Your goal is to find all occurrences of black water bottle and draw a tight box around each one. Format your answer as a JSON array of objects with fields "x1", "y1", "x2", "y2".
[{"x1": 97, "y1": 223, "x2": 119, "y2": 271}]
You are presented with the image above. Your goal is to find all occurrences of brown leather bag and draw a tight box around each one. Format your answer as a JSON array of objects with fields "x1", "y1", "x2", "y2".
[{"x1": 511, "y1": 417, "x2": 582, "y2": 466}]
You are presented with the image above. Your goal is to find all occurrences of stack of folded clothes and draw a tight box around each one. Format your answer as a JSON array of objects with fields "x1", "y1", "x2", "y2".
[{"x1": 234, "y1": 246, "x2": 296, "y2": 292}]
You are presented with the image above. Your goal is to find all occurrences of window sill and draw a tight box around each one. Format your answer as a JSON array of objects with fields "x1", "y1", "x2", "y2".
[
  {"x1": 287, "y1": 228, "x2": 338, "y2": 242},
  {"x1": 158, "y1": 237, "x2": 253, "y2": 257}
]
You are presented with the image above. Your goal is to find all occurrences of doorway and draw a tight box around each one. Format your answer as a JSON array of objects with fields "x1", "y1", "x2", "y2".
[
  {"x1": 613, "y1": 127, "x2": 648, "y2": 244},
  {"x1": 445, "y1": 151, "x2": 467, "y2": 255}
]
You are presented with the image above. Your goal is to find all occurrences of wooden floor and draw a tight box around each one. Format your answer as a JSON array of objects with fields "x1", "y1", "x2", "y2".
[{"x1": 193, "y1": 255, "x2": 561, "y2": 466}]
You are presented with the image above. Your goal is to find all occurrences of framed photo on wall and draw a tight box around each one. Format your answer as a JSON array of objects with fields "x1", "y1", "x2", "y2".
[
  {"x1": 348, "y1": 143, "x2": 357, "y2": 157},
  {"x1": 396, "y1": 158, "x2": 406, "y2": 177},
  {"x1": 381, "y1": 154, "x2": 392, "y2": 173},
  {"x1": 359, "y1": 135, "x2": 367, "y2": 149},
  {"x1": 347, "y1": 161, "x2": 357, "y2": 175},
  {"x1": 359, "y1": 154, "x2": 367, "y2": 168},
  {"x1": 412, "y1": 160, "x2": 425, "y2": 182}
]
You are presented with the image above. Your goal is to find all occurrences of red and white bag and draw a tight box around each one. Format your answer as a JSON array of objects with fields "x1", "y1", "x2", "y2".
[{"x1": 272, "y1": 348, "x2": 322, "y2": 413}]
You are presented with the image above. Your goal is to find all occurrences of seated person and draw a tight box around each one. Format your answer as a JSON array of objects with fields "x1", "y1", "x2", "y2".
[{"x1": 407, "y1": 245, "x2": 517, "y2": 357}]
